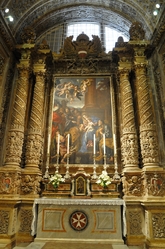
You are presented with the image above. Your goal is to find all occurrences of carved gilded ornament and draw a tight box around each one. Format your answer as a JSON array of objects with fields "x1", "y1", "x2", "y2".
[
  {"x1": 121, "y1": 133, "x2": 139, "y2": 166},
  {"x1": 0, "y1": 210, "x2": 9, "y2": 234},
  {"x1": 19, "y1": 209, "x2": 33, "y2": 233},
  {"x1": 144, "y1": 172, "x2": 165, "y2": 196},
  {"x1": 25, "y1": 133, "x2": 43, "y2": 165},
  {"x1": 21, "y1": 174, "x2": 42, "y2": 194},
  {"x1": 128, "y1": 211, "x2": 143, "y2": 235},
  {"x1": 122, "y1": 174, "x2": 144, "y2": 196},
  {"x1": 129, "y1": 22, "x2": 145, "y2": 41},
  {"x1": 152, "y1": 213, "x2": 165, "y2": 238},
  {"x1": 20, "y1": 26, "x2": 36, "y2": 44},
  {"x1": 0, "y1": 172, "x2": 21, "y2": 195},
  {"x1": 140, "y1": 125, "x2": 159, "y2": 164},
  {"x1": 5, "y1": 130, "x2": 24, "y2": 164}
]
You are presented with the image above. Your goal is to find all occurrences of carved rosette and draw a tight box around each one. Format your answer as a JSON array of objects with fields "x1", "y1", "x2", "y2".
[
  {"x1": 25, "y1": 70, "x2": 45, "y2": 168},
  {"x1": 122, "y1": 173, "x2": 144, "y2": 197},
  {"x1": 119, "y1": 68, "x2": 139, "y2": 169},
  {"x1": 20, "y1": 174, "x2": 42, "y2": 195}
]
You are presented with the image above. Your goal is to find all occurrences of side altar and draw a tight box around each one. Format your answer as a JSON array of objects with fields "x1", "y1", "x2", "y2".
[
  {"x1": 32, "y1": 198, "x2": 126, "y2": 245},
  {"x1": 32, "y1": 166, "x2": 125, "y2": 245}
]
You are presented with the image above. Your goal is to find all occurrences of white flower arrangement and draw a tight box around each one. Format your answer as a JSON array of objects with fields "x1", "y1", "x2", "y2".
[
  {"x1": 49, "y1": 173, "x2": 65, "y2": 188},
  {"x1": 96, "y1": 171, "x2": 112, "y2": 188}
]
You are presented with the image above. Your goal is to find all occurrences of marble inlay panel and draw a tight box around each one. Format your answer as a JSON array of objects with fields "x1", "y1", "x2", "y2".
[
  {"x1": 43, "y1": 209, "x2": 66, "y2": 232},
  {"x1": 93, "y1": 210, "x2": 115, "y2": 232}
]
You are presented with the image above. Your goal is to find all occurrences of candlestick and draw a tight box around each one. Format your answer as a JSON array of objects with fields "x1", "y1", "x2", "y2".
[
  {"x1": 103, "y1": 133, "x2": 106, "y2": 155},
  {"x1": 113, "y1": 134, "x2": 116, "y2": 154},
  {"x1": 93, "y1": 134, "x2": 96, "y2": 155},
  {"x1": 47, "y1": 134, "x2": 50, "y2": 154},
  {"x1": 57, "y1": 133, "x2": 60, "y2": 154},
  {"x1": 67, "y1": 134, "x2": 70, "y2": 154}
]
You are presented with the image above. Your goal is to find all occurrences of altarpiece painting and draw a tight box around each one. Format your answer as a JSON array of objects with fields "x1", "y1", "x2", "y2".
[{"x1": 49, "y1": 77, "x2": 114, "y2": 166}]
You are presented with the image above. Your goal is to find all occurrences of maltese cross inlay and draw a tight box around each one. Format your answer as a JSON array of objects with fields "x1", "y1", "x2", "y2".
[{"x1": 69, "y1": 210, "x2": 88, "y2": 231}]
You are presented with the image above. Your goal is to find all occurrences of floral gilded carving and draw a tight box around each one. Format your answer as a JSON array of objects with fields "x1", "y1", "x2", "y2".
[
  {"x1": 140, "y1": 124, "x2": 159, "y2": 164},
  {"x1": 21, "y1": 174, "x2": 42, "y2": 195},
  {"x1": 19, "y1": 209, "x2": 33, "y2": 233},
  {"x1": 152, "y1": 213, "x2": 165, "y2": 238}
]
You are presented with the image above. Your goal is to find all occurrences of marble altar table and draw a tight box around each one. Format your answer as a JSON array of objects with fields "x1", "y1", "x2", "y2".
[{"x1": 32, "y1": 198, "x2": 126, "y2": 244}]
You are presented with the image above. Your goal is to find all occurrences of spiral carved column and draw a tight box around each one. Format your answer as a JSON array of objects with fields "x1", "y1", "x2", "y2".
[
  {"x1": 119, "y1": 68, "x2": 139, "y2": 172},
  {"x1": 134, "y1": 51, "x2": 159, "y2": 168},
  {"x1": 23, "y1": 44, "x2": 51, "y2": 196},
  {"x1": 0, "y1": 45, "x2": 34, "y2": 196}
]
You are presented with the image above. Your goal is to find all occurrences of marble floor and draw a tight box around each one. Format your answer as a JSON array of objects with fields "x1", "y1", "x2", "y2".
[{"x1": 11, "y1": 242, "x2": 145, "y2": 249}]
